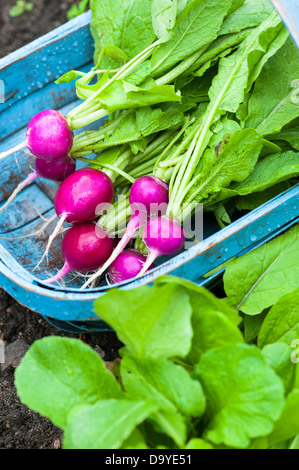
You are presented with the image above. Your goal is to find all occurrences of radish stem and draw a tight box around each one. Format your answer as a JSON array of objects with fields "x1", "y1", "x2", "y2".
[
  {"x1": 34, "y1": 214, "x2": 67, "y2": 271},
  {"x1": 44, "y1": 263, "x2": 72, "y2": 285}
]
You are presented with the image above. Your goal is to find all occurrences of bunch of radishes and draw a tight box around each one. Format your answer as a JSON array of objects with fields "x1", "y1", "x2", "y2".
[{"x1": 0, "y1": 109, "x2": 186, "y2": 287}]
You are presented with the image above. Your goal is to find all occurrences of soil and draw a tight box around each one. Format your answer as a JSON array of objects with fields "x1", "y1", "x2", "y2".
[
  {"x1": 0, "y1": 0, "x2": 75, "y2": 59},
  {"x1": 0, "y1": 0, "x2": 123, "y2": 449}
]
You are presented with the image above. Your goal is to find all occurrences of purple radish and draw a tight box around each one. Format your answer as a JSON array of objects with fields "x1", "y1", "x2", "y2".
[
  {"x1": 138, "y1": 215, "x2": 185, "y2": 276},
  {"x1": 81, "y1": 175, "x2": 169, "y2": 289},
  {"x1": 108, "y1": 249, "x2": 154, "y2": 284},
  {"x1": 0, "y1": 110, "x2": 73, "y2": 162},
  {"x1": 35, "y1": 168, "x2": 114, "y2": 270},
  {"x1": 44, "y1": 222, "x2": 114, "y2": 285},
  {"x1": 35, "y1": 155, "x2": 76, "y2": 181},
  {"x1": 129, "y1": 176, "x2": 169, "y2": 215},
  {"x1": 0, "y1": 155, "x2": 76, "y2": 213},
  {"x1": 54, "y1": 168, "x2": 114, "y2": 224}
]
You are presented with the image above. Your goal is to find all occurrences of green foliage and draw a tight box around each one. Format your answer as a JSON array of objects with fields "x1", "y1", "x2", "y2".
[
  {"x1": 194, "y1": 344, "x2": 285, "y2": 448},
  {"x1": 15, "y1": 228, "x2": 299, "y2": 449},
  {"x1": 14, "y1": 0, "x2": 299, "y2": 451},
  {"x1": 224, "y1": 225, "x2": 299, "y2": 314},
  {"x1": 67, "y1": 0, "x2": 89, "y2": 21},
  {"x1": 9, "y1": 0, "x2": 33, "y2": 17},
  {"x1": 90, "y1": 0, "x2": 155, "y2": 68},
  {"x1": 244, "y1": 38, "x2": 299, "y2": 136},
  {"x1": 151, "y1": 0, "x2": 233, "y2": 76}
]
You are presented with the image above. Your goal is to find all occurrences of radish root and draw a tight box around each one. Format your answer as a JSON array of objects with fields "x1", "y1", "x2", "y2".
[
  {"x1": 0, "y1": 141, "x2": 27, "y2": 161},
  {"x1": 0, "y1": 171, "x2": 38, "y2": 213},
  {"x1": 34, "y1": 214, "x2": 67, "y2": 271}
]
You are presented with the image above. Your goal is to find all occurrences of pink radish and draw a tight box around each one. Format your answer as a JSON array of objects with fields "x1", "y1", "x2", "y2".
[
  {"x1": 138, "y1": 215, "x2": 185, "y2": 276},
  {"x1": 44, "y1": 222, "x2": 114, "y2": 284},
  {"x1": 81, "y1": 175, "x2": 169, "y2": 289},
  {"x1": 108, "y1": 249, "x2": 153, "y2": 284},
  {"x1": 0, "y1": 155, "x2": 76, "y2": 213},
  {"x1": 54, "y1": 168, "x2": 114, "y2": 224},
  {"x1": 35, "y1": 155, "x2": 76, "y2": 181},
  {"x1": 0, "y1": 110, "x2": 73, "y2": 162},
  {"x1": 35, "y1": 168, "x2": 114, "y2": 270}
]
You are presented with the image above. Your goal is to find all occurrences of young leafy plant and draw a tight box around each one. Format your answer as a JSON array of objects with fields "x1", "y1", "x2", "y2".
[
  {"x1": 14, "y1": 226, "x2": 299, "y2": 450},
  {"x1": 67, "y1": 0, "x2": 89, "y2": 21},
  {"x1": 9, "y1": 0, "x2": 34, "y2": 17}
]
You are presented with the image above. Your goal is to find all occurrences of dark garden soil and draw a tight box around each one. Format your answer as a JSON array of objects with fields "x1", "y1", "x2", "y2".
[{"x1": 0, "y1": 0, "x2": 123, "y2": 449}]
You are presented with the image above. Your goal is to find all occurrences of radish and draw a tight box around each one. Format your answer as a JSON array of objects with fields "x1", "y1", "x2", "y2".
[
  {"x1": 0, "y1": 110, "x2": 73, "y2": 162},
  {"x1": 0, "y1": 156, "x2": 76, "y2": 213},
  {"x1": 108, "y1": 249, "x2": 152, "y2": 284},
  {"x1": 44, "y1": 222, "x2": 114, "y2": 284},
  {"x1": 35, "y1": 168, "x2": 114, "y2": 270},
  {"x1": 138, "y1": 215, "x2": 185, "y2": 276},
  {"x1": 81, "y1": 175, "x2": 169, "y2": 289},
  {"x1": 35, "y1": 155, "x2": 76, "y2": 181},
  {"x1": 54, "y1": 168, "x2": 114, "y2": 224}
]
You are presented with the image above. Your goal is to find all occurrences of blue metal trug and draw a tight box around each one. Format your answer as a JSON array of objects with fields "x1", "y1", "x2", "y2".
[
  {"x1": 0, "y1": 184, "x2": 298, "y2": 324},
  {"x1": 0, "y1": 9, "x2": 298, "y2": 332}
]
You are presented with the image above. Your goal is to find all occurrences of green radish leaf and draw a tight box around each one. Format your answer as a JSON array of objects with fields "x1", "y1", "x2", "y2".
[
  {"x1": 235, "y1": 182, "x2": 291, "y2": 212},
  {"x1": 219, "y1": 0, "x2": 273, "y2": 36},
  {"x1": 258, "y1": 288, "x2": 299, "y2": 347},
  {"x1": 262, "y1": 343, "x2": 296, "y2": 394},
  {"x1": 63, "y1": 400, "x2": 157, "y2": 449},
  {"x1": 180, "y1": 29, "x2": 250, "y2": 81},
  {"x1": 15, "y1": 337, "x2": 122, "y2": 429},
  {"x1": 224, "y1": 225, "x2": 299, "y2": 315},
  {"x1": 121, "y1": 355, "x2": 206, "y2": 417},
  {"x1": 126, "y1": 60, "x2": 152, "y2": 86},
  {"x1": 194, "y1": 344, "x2": 285, "y2": 448},
  {"x1": 207, "y1": 11, "x2": 288, "y2": 116},
  {"x1": 269, "y1": 118, "x2": 299, "y2": 150},
  {"x1": 75, "y1": 70, "x2": 111, "y2": 101},
  {"x1": 244, "y1": 38, "x2": 299, "y2": 136},
  {"x1": 227, "y1": 0, "x2": 245, "y2": 15},
  {"x1": 191, "y1": 129, "x2": 263, "y2": 202},
  {"x1": 55, "y1": 70, "x2": 85, "y2": 84},
  {"x1": 90, "y1": 0, "x2": 155, "y2": 68},
  {"x1": 230, "y1": 150, "x2": 299, "y2": 195},
  {"x1": 151, "y1": 0, "x2": 233, "y2": 76},
  {"x1": 97, "y1": 79, "x2": 181, "y2": 112},
  {"x1": 209, "y1": 150, "x2": 299, "y2": 206},
  {"x1": 96, "y1": 44, "x2": 128, "y2": 68},
  {"x1": 89, "y1": 106, "x2": 184, "y2": 151},
  {"x1": 208, "y1": 118, "x2": 241, "y2": 148},
  {"x1": 176, "y1": 0, "x2": 188, "y2": 15},
  {"x1": 151, "y1": 0, "x2": 177, "y2": 40},
  {"x1": 94, "y1": 283, "x2": 193, "y2": 359}
]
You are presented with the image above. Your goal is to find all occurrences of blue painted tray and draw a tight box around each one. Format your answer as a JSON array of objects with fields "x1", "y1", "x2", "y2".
[{"x1": 0, "y1": 11, "x2": 298, "y2": 333}]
